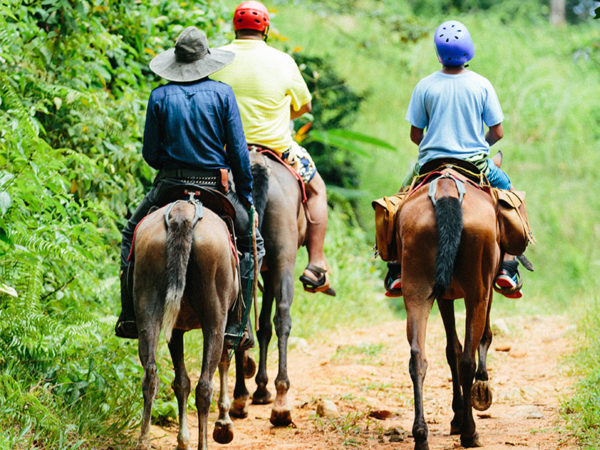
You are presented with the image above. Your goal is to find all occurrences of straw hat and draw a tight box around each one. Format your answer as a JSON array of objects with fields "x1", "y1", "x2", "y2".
[{"x1": 149, "y1": 27, "x2": 234, "y2": 82}]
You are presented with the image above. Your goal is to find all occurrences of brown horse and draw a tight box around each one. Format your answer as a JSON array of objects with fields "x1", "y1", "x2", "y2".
[
  {"x1": 229, "y1": 150, "x2": 306, "y2": 426},
  {"x1": 398, "y1": 168, "x2": 500, "y2": 449},
  {"x1": 133, "y1": 197, "x2": 240, "y2": 450}
]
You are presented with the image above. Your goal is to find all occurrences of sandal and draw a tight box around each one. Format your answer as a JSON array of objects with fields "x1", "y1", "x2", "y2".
[{"x1": 299, "y1": 264, "x2": 336, "y2": 296}]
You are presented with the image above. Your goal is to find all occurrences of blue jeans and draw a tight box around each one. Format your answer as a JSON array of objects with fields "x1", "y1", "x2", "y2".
[{"x1": 482, "y1": 158, "x2": 512, "y2": 190}]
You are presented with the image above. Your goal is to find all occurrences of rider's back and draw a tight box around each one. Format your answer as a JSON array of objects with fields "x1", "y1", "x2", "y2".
[{"x1": 213, "y1": 39, "x2": 311, "y2": 152}]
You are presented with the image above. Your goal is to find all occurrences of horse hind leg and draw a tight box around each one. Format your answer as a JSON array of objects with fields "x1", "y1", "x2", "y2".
[
  {"x1": 168, "y1": 329, "x2": 192, "y2": 450},
  {"x1": 471, "y1": 294, "x2": 494, "y2": 412},
  {"x1": 231, "y1": 349, "x2": 251, "y2": 418},
  {"x1": 253, "y1": 270, "x2": 275, "y2": 405},
  {"x1": 136, "y1": 299, "x2": 162, "y2": 450},
  {"x1": 270, "y1": 268, "x2": 294, "y2": 427},
  {"x1": 459, "y1": 295, "x2": 489, "y2": 448},
  {"x1": 197, "y1": 328, "x2": 226, "y2": 450},
  {"x1": 437, "y1": 299, "x2": 464, "y2": 435},
  {"x1": 405, "y1": 295, "x2": 434, "y2": 450},
  {"x1": 213, "y1": 348, "x2": 234, "y2": 444}
]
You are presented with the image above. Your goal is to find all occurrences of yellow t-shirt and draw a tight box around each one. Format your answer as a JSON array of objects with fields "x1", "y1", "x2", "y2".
[{"x1": 212, "y1": 40, "x2": 312, "y2": 153}]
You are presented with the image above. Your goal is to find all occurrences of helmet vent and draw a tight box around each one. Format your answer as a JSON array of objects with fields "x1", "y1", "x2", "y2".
[{"x1": 446, "y1": 38, "x2": 449, "y2": 42}]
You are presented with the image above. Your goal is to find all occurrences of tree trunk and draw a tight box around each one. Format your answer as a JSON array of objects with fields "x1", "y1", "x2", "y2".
[{"x1": 550, "y1": 0, "x2": 566, "y2": 25}]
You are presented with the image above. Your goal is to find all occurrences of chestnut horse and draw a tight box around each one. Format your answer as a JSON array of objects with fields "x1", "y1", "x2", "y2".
[
  {"x1": 398, "y1": 167, "x2": 499, "y2": 449},
  {"x1": 133, "y1": 198, "x2": 240, "y2": 450},
  {"x1": 230, "y1": 150, "x2": 307, "y2": 426}
]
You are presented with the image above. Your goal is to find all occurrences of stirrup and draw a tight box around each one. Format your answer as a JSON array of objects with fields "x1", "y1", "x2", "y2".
[
  {"x1": 299, "y1": 264, "x2": 336, "y2": 296},
  {"x1": 225, "y1": 329, "x2": 254, "y2": 351},
  {"x1": 384, "y1": 267, "x2": 402, "y2": 297},
  {"x1": 493, "y1": 268, "x2": 523, "y2": 299}
]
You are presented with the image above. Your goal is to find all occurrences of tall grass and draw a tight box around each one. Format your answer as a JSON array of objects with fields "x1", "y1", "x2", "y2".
[
  {"x1": 272, "y1": 4, "x2": 600, "y2": 313},
  {"x1": 270, "y1": 2, "x2": 600, "y2": 443}
]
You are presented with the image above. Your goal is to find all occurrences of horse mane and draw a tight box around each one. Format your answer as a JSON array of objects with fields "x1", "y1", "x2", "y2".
[
  {"x1": 431, "y1": 196, "x2": 463, "y2": 299},
  {"x1": 251, "y1": 162, "x2": 269, "y2": 228}
]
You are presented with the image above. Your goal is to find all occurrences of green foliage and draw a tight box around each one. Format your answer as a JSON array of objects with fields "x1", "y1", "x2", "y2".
[
  {"x1": 563, "y1": 299, "x2": 600, "y2": 446},
  {"x1": 291, "y1": 51, "x2": 366, "y2": 190},
  {"x1": 0, "y1": 0, "x2": 232, "y2": 445}
]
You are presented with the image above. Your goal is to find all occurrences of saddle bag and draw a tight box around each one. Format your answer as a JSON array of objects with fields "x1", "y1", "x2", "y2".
[
  {"x1": 372, "y1": 192, "x2": 408, "y2": 261},
  {"x1": 493, "y1": 188, "x2": 535, "y2": 255}
]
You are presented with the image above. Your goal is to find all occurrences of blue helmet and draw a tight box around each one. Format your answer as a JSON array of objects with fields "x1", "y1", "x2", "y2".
[{"x1": 434, "y1": 20, "x2": 474, "y2": 67}]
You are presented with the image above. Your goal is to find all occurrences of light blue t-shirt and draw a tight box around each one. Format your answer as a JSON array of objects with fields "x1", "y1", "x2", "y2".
[{"x1": 406, "y1": 70, "x2": 504, "y2": 167}]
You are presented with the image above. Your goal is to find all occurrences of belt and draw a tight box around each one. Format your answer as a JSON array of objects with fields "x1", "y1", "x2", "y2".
[
  {"x1": 157, "y1": 167, "x2": 229, "y2": 193},
  {"x1": 158, "y1": 168, "x2": 220, "y2": 179}
]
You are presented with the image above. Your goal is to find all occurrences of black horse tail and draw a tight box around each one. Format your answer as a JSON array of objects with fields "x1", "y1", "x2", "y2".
[
  {"x1": 163, "y1": 204, "x2": 194, "y2": 342},
  {"x1": 251, "y1": 162, "x2": 269, "y2": 227},
  {"x1": 431, "y1": 197, "x2": 463, "y2": 299}
]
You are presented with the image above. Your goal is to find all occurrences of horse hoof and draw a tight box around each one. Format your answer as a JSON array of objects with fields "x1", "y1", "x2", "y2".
[
  {"x1": 243, "y1": 353, "x2": 257, "y2": 379},
  {"x1": 270, "y1": 408, "x2": 293, "y2": 427},
  {"x1": 213, "y1": 423, "x2": 234, "y2": 444},
  {"x1": 176, "y1": 443, "x2": 191, "y2": 450},
  {"x1": 461, "y1": 432, "x2": 483, "y2": 448},
  {"x1": 471, "y1": 380, "x2": 493, "y2": 411},
  {"x1": 252, "y1": 389, "x2": 273, "y2": 405},
  {"x1": 450, "y1": 419, "x2": 462, "y2": 435},
  {"x1": 414, "y1": 440, "x2": 430, "y2": 450},
  {"x1": 135, "y1": 442, "x2": 151, "y2": 450},
  {"x1": 231, "y1": 396, "x2": 249, "y2": 419}
]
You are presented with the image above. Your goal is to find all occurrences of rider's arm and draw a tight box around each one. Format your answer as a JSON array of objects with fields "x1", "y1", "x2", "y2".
[
  {"x1": 141, "y1": 91, "x2": 163, "y2": 169},
  {"x1": 485, "y1": 123, "x2": 504, "y2": 146},
  {"x1": 290, "y1": 101, "x2": 312, "y2": 120},
  {"x1": 224, "y1": 89, "x2": 253, "y2": 207},
  {"x1": 410, "y1": 126, "x2": 424, "y2": 146}
]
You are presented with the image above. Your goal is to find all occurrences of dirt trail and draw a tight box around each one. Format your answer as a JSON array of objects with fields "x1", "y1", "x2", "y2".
[{"x1": 150, "y1": 314, "x2": 577, "y2": 449}]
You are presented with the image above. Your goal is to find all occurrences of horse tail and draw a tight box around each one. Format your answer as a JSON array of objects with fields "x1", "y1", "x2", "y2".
[
  {"x1": 251, "y1": 162, "x2": 269, "y2": 226},
  {"x1": 163, "y1": 203, "x2": 194, "y2": 342},
  {"x1": 432, "y1": 196, "x2": 463, "y2": 299}
]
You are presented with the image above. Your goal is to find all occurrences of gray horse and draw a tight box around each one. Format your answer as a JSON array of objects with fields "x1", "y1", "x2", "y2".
[
  {"x1": 230, "y1": 151, "x2": 306, "y2": 426},
  {"x1": 133, "y1": 199, "x2": 239, "y2": 450}
]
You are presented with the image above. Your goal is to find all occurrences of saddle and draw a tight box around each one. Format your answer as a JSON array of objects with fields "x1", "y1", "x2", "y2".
[
  {"x1": 373, "y1": 159, "x2": 534, "y2": 261},
  {"x1": 248, "y1": 143, "x2": 307, "y2": 203},
  {"x1": 128, "y1": 183, "x2": 238, "y2": 263}
]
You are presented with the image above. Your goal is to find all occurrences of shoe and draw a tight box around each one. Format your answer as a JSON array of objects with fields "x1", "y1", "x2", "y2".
[
  {"x1": 299, "y1": 264, "x2": 336, "y2": 296},
  {"x1": 384, "y1": 262, "x2": 402, "y2": 297},
  {"x1": 224, "y1": 322, "x2": 254, "y2": 351},
  {"x1": 494, "y1": 260, "x2": 523, "y2": 299},
  {"x1": 115, "y1": 318, "x2": 138, "y2": 339}
]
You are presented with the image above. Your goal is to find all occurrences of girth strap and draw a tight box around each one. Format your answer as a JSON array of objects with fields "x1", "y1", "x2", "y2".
[{"x1": 428, "y1": 172, "x2": 466, "y2": 207}]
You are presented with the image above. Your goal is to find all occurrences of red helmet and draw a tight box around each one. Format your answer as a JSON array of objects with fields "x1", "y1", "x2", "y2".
[{"x1": 233, "y1": 1, "x2": 270, "y2": 32}]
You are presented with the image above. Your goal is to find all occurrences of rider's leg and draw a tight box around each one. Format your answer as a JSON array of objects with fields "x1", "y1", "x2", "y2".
[
  {"x1": 115, "y1": 185, "x2": 161, "y2": 339},
  {"x1": 225, "y1": 190, "x2": 265, "y2": 350},
  {"x1": 303, "y1": 171, "x2": 329, "y2": 277},
  {"x1": 484, "y1": 160, "x2": 523, "y2": 298}
]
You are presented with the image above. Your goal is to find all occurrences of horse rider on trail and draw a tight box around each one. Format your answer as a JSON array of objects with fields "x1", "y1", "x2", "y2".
[
  {"x1": 212, "y1": 1, "x2": 336, "y2": 296},
  {"x1": 115, "y1": 26, "x2": 264, "y2": 350},
  {"x1": 385, "y1": 20, "x2": 524, "y2": 299}
]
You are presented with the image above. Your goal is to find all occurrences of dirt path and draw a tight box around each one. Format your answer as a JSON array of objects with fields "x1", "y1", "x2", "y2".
[{"x1": 150, "y1": 314, "x2": 577, "y2": 449}]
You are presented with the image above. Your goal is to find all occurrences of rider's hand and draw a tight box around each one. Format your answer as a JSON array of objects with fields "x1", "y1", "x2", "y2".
[{"x1": 252, "y1": 207, "x2": 259, "y2": 229}]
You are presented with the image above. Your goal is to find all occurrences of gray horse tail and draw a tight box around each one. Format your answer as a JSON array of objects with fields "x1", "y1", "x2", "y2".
[
  {"x1": 431, "y1": 197, "x2": 463, "y2": 299},
  {"x1": 163, "y1": 204, "x2": 194, "y2": 342},
  {"x1": 251, "y1": 162, "x2": 269, "y2": 227}
]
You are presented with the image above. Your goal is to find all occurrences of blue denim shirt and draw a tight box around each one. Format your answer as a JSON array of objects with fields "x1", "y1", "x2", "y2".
[{"x1": 142, "y1": 79, "x2": 253, "y2": 205}]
